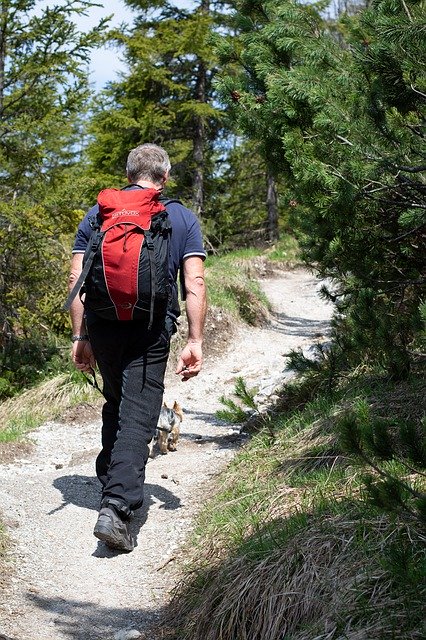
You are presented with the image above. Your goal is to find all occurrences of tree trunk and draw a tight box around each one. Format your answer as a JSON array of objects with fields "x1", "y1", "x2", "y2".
[
  {"x1": 0, "y1": 2, "x2": 7, "y2": 115},
  {"x1": 192, "y1": 0, "x2": 209, "y2": 220},
  {"x1": 0, "y1": 2, "x2": 8, "y2": 329},
  {"x1": 193, "y1": 63, "x2": 205, "y2": 219},
  {"x1": 266, "y1": 169, "x2": 279, "y2": 242}
]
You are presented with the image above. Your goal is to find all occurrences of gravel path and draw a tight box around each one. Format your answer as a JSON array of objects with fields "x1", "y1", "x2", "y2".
[{"x1": 0, "y1": 268, "x2": 332, "y2": 640}]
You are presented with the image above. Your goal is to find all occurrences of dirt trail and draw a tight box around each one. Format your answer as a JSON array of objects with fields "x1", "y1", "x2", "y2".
[{"x1": 0, "y1": 268, "x2": 332, "y2": 640}]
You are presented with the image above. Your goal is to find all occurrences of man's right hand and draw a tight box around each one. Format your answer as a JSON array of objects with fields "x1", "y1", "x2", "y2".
[{"x1": 175, "y1": 341, "x2": 203, "y2": 381}]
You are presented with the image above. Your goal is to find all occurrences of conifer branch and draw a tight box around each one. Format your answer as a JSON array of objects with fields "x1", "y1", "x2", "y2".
[
  {"x1": 378, "y1": 200, "x2": 426, "y2": 210},
  {"x1": 328, "y1": 168, "x2": 357, "y2": 188},
  {"x1": 359, "y1": 450, "x2": 425, "y2": 500},
  {"x1": 395, "y1": 458, "x2": 426, "y2": 479},
  {"x1": 392, "y1": 164, "x2": 426, "y2": 173},
  {"x1": 401, "y1": 0, "x2": 414, "y2": 23},
  {"x1": 406, "y1": 124, "x2": 425, "y2": 138},
  {"x1": 388, "y1": 223, "x2": 426, "y2": 243},
  {"x1": 336, "y1": 135, "x2": 354, "y2": 146},
  {"x1": 410, "y1": 84, "x2": 426, "y2": 99}
]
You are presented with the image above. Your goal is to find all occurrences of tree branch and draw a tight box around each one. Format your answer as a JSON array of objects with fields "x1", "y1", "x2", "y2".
[
  {"x1": 391, "y1": 164, "x2": 426, "y2": 173},
  {"x1": 388, "y1": 222, "x2": 426, "y2": 243}
]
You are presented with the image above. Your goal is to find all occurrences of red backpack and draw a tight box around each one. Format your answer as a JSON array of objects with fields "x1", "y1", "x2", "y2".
[{"x1": 65, "y1": 187, "x2": 172, "y2": 326}]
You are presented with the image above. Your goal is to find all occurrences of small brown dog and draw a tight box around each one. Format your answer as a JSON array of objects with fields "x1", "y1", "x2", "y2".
[{"x1": 150, "y1": 401, "x2": 183, "y2": 456}]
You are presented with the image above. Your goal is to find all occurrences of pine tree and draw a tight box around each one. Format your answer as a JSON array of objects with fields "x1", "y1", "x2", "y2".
[
  {"x1": 0, "y1": 0, "x2": 106, "y2": 393},
  {"x1": 216, "y1": 0, "x2": 425, "y2": 378},
  {"x1": 0, "y1": 0, "x2": 106, "y2": 192},
  {"x1": 87, "y1": 0, "x2": 225, "y2": 215},
  {"x1": 88, "y1": 0, "x2": 286, "y2": 243},
  {"x1": 337, "y1": 404, "x2": 426, "y2": 521}
]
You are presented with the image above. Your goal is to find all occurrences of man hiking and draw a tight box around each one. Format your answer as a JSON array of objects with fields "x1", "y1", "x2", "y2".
[{"x1": 67, "y1": 143, "x2": 207, "y2": 552}]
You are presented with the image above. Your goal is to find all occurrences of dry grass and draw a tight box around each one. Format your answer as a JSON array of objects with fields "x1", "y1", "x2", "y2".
[
  {"x1": 165, "y1": 516, "x2": 425, "y2": 640},
  {"x1": 0, "y1": 373, "x2": 98, "y2": 439},
  {"x1": 205, "y1": 258, "x2": 271, "y2": 326},
  {"x1": 156, "y1": 371, "x2": 426, "y2": 640}
]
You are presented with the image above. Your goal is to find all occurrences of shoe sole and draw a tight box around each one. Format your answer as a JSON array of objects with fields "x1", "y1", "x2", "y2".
[{"x1": 94, "y1": 519, "x2": 134, "y2": 552}]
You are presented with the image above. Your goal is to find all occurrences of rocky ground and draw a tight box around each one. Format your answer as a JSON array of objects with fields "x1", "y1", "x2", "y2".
[{"x1": 0, "y1": 267, "x2": 332, "y2": 640}]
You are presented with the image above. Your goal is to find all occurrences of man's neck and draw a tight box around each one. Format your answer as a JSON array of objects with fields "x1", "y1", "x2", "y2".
[{"x1": 134, "y1": 180, "x2": 161, "y2": 190}]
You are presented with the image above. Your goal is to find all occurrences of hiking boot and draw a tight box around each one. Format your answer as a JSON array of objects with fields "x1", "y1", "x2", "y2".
[{"x1": 93, "y1": 507, "x2": 134, "y2": 552}]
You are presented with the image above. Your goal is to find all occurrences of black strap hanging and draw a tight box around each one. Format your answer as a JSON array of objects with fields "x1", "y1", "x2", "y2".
[{"x1": 145, "y1": 230, "x2": 157, "y2": 330}]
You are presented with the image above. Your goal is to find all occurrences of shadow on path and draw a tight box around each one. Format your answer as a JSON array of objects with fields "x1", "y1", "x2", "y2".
[
  {"x1": 26, "y1": 593, "x2": 164, "y2": 640},
  {"x1": 181, "y1": 408, "x2": 245, "y2": 431},
  {"x1": 49, "y1": 475, "x2": 101, "y2": 514},
  {"x1": 48, "y1": 474, "x2": 182, "y2": 558},
  {"x1": 270, "y1": 311, "x2": 330, "y2": 338}
]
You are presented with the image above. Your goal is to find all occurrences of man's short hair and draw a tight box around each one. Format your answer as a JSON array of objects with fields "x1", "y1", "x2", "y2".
[{"x1": 126, "y1": 143, "x2": 171, "y2": 185}]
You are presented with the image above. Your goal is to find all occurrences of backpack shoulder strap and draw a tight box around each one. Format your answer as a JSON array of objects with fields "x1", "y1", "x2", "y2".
[{"x1": 63, "y1": 230, "x2": 103, "y2": 312}]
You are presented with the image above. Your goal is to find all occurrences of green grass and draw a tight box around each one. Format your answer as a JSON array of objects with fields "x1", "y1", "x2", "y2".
[
  {"x1": 204, "y1": 235, "x2": 300, "y2": 323},
  {"x1": 266, "y1": 234, "x2": 300, "y2": 262},
  {"x1": 205, "y1": 253, "x2": 271, "y2": 324},
  {"x1": 0, "y1": 370, "x2": 100, "y2": 443},
  {"x1": 0, "y1": 414, "x2": 40, "y2": 443},
  {"x1": 206, "y1": 247, "x2": 263, "y2": 264},
  {"x1": 161, "y1": 369, "x2": 426, "y2": 640}
]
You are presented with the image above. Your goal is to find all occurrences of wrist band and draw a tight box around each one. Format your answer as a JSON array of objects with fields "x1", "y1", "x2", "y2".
[{"x1": 71, "y1": 334, "x2": 90, "y2": 343}]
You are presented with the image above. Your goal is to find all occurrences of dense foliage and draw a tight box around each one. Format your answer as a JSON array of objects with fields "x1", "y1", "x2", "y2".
[
  {"x1": 87, "y1": 0, "x2": 224, "y2": 214},
  {"x1": 86, "y1": 0, "x2": 286, "y2": 243},
  {"x1": 0, "y1": 0, "x2": 106, "y2": 396},
  {"x1": 205, "y1": 7, "x2": 426, "y2": 621},
  {"x1": 216, "y1": 0, "x2": 425, "y2": 379},
  {"x1": 1, "y1": 0, "x2": 424, "y2": 393}
]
